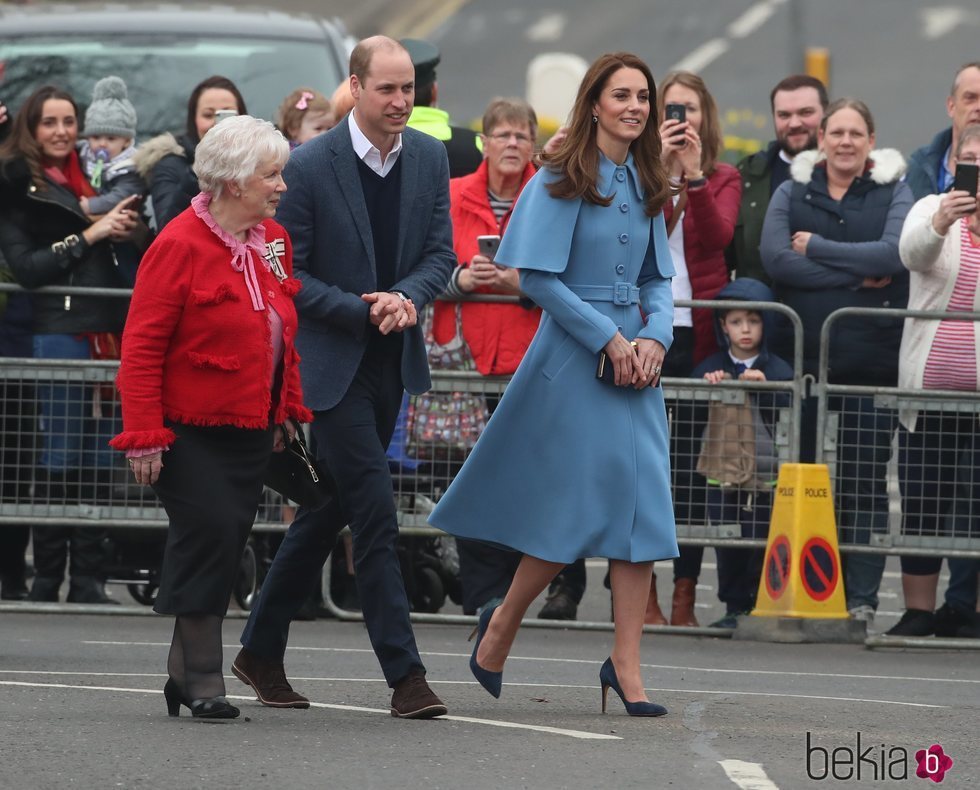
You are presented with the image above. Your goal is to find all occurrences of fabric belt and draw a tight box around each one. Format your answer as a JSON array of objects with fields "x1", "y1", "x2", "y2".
[{"x1": 567, "y1": 282, "x2": 641, "y2": 305}]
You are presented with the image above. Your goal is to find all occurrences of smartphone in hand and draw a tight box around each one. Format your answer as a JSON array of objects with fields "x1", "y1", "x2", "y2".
[
  {"x1": 477, "y1": 234, "x2": 501, "y2": 259},
  {"x1": 953, "y1": 162, "x2": 979, "y2": 197},
  {"x1": 665, "y1": 103, "x2": 686, "y2": 125}
]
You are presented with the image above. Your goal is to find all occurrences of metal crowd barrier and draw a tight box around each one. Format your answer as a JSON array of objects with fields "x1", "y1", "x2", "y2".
[
  {"x1": 3, "y1": 284, "x2": 978, "y2": 623},
  {"x1": 815, "y1": 307, "x2": 980, "y2": 558}
]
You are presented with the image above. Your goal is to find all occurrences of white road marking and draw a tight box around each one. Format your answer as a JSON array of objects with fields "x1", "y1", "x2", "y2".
[
  {"x1": 920, "y1": 6, "x2": 976, "y2": 39},
  {"x1": 80, "y1": 643, "x2": 980, "y2": 687},
  {"x1": 671, "y1": 38, "x2": 729, "y2": 73},
  {"x1": 6, "y1": 671, "x2": 944, "y2": 709},
  {"x1": 526, "y1": 12, "x2": 566, "y2": 42},
  {"x1": 719, "y1": 760, "x2": 781, "y2": 790},
  {"x1": 0, "y1": 679, "x2": 620, "y2": 741},
  {"x1": 727, "y1": 0, "x2": 783, "y2": 39}
]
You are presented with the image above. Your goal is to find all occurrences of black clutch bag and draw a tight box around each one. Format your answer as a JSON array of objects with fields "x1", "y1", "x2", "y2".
[
  {"x1": 596, "y1": 341, "x2": 637, "y2": 385},
  {"x1": 264, "y1": 426, "x2": 334, "y2": 510}
]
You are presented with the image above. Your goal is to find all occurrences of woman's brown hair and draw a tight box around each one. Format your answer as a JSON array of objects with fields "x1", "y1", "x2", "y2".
[
  {"x1": 820, "y1": 98, "x2": 875, "y2": 135},
  {"x1": 542, "y1": 52, "x2": 669, "y2": 216},
  {"x1": 656, "y1": 70, "x2": 723, "y2": 175},
  {"x1": 0, "y1": 85, "x2": 79, "y2": 190},
  {"x1": 185, "y1": 75, "x2": 247, "y2": 142}
]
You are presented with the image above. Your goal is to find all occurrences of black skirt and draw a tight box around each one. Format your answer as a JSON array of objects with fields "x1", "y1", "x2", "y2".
[{"x1": 152, "y1": 421, "x2": 274, "y2": 616}]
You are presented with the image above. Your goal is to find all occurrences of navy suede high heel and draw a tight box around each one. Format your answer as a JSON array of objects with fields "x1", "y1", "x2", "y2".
[
  {"x1": 164, "y1": 677, "x2": 240, "y2": 719},
  {"x1": 468, "y1": 604, "x2": 503, "y2": 698},
  {"x1": 599, "y1": 658, "x2": 667, "y2": 717}
]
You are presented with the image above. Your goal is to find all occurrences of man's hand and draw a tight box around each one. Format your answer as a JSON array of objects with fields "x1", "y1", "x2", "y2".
[{"x1": 361, "y1": 291, "x2": 417, "y2": 334}]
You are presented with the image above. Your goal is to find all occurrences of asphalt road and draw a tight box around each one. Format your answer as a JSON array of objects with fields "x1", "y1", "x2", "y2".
[{"x1": 2, "y1": 558, "x2": 978, "y2": 790}]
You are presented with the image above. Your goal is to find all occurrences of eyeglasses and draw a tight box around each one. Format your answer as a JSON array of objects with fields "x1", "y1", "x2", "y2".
[{"x1": 486, "y1": 131, "x2": 533, "y2": 145}]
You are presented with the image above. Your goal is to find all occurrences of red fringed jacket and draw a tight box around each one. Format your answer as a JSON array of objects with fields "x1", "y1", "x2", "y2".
[{"x1": 110, "y1": 209, "x2": 313, "y2": 451}]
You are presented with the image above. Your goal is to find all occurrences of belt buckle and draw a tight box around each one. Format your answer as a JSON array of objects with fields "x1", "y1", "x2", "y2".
[{"x1": 613, "y1": 282, "x2": 631, "y2": 305}]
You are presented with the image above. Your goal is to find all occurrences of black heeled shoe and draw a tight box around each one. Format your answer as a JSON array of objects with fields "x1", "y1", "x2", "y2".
[
  {"x1": 164, "y1": 677, "x2": 240, "y2": 719},
  {"x1": 599, "y1": 658, "x2": 667, "y2": 717},
  {"x1": 468, "y1": 604, "x2": 503, "y2": 699}
]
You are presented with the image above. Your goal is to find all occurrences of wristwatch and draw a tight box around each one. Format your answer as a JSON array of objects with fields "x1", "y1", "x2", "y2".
[{"x1": 388, "y1": 290, "x2": 410, "y2": 303}]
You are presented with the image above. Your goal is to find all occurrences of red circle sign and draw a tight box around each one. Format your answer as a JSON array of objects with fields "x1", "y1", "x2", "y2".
[
  {"x1": 800, "y1": 537, "x2": 839, "y2": 602},
  {"x1": 764, "y1": 535, "x2": 791, "y2": 601}
]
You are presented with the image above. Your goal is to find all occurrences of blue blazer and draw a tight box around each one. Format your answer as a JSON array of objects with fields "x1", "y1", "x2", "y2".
[{"x1": 276, "y1": 118, "x2": 456, "y2": 410}]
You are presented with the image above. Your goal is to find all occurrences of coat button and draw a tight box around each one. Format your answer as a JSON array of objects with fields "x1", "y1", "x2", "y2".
[
  {"x1": 619, "y1": 233, "x2": 629, "y2": 243},
  {"x1": 616, "y1": 171, "x2": 625, "y2": 182},
  {"x1": 268, "y1": 290, "x2": 275, "y2": 298},
  {"x1": 749, "y1": 201, "x2": 757, "y2": 208},
  {"x1": 616, "y1": 264, "x2": 626, "y2": 274},
  {"x1": 839, "y1": 218, "x2": 845, "y2": 224},
  {"x1": 744, "y1": 181, "x2": 751, "y2": 188},
  {"x1": 620, "y1": 202, "x2": 629, "y2": 213},
  {"x1": 805, "y1": 194, "x2": 811, "y2": 200}
]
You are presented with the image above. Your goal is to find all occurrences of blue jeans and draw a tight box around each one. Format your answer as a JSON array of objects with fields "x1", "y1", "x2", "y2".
[
  {"x1": 834, "y1": 395, "x2": 895, "y2": 610},
  {"x1": 33, "y1": 334, "x2": 118, "y2": 473}
]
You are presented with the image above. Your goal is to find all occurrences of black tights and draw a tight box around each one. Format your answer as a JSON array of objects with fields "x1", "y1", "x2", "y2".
[{"x1": 167, "y1": 615, "x2": 226, "y2": 701}]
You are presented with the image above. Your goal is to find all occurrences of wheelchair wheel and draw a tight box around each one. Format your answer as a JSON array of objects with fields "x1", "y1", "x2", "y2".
[
  {"x1": 234, "y1": 540, "x2": 259, "y2": 611},
  {"x1": 413, "y1": 566, "x2": 445, "y2": 613},
  {"x1": 127, "y1": 583, "x2": 157, "y2": 606}
]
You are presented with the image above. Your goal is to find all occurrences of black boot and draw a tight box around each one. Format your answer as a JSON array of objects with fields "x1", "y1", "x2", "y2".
[
  {"x1": 66, "y1": 576, "x2": 119, "y2": 604},
  {"x1": 28, "y1": 576, "x2": 63, "y2": 602}
]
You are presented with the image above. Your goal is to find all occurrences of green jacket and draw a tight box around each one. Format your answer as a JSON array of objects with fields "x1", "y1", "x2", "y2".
[{"x1": 728, "y1": 141, "x2": 782, "y2": 284}]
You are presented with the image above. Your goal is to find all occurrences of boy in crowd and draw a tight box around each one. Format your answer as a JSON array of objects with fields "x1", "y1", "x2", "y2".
[{"x1": 692, "y1": 279, "x2": 793, "y2": 628}]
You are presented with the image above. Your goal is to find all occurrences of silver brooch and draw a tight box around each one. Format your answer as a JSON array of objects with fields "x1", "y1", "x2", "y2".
[{"x1": 264, "y1": 238, "x2": 287, "y2": 282}]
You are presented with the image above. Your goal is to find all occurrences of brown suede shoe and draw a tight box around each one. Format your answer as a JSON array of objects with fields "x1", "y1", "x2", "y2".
[
  {"x1": 390, "y1": 669, "x2": 447, "y2": 719},
  {"x1": 231, "y1": 647, "x2": 310, "y2": 708}
]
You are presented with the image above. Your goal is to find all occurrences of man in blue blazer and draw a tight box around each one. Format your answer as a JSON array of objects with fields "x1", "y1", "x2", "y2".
[{"x1": 233, "y1": 36, "x2": 455, "y2": 718}]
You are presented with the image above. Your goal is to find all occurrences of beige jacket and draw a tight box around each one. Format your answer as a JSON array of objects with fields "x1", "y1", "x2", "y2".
[{"x1": 898, "y1": 193, "x2": 980, "y2": 431}]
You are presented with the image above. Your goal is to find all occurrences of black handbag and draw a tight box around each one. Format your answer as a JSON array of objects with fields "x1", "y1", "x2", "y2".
[{"x1": 264, "y1": 426, "x2": 334, "y2": 509}]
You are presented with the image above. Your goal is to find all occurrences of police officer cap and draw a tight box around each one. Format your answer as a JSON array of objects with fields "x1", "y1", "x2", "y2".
[{"x1": 401, "y1": 38, "x2": 440, "y2": 87}]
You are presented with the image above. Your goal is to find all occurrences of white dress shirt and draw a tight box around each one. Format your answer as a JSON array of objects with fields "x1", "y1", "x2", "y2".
[{"x1": 349, "y1": 111, "x2": 402, "y2": 177}]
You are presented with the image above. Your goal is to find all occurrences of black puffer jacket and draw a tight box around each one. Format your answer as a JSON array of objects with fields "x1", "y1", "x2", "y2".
[
  {"x1": 134, "y1": 132, "x2": 199, "y2": 231},
  {"x1": 0, "y1": 157, "x2": 129, "y2": 335}
]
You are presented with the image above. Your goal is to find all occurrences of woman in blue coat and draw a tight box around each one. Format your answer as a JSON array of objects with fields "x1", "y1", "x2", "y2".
[{"x1": 429, "y1": 52, "x2": 678, "y2": 716}]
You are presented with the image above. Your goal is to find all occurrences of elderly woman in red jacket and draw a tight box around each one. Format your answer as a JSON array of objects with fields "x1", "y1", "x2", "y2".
[
  {"x1": 111, "y1": 115, "x2": 312, "y2": 719},
  {"x1": 654, "y1": 71, "x2": 742, "y2": 627}
]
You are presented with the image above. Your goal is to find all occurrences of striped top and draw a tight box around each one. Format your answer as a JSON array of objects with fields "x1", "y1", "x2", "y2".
[
  {"x1": 487, "y1": 189, "x2": 514, "y2": 224},
  {"x1": 922, "y1": 219, "x2": 980, "y2": 391}
]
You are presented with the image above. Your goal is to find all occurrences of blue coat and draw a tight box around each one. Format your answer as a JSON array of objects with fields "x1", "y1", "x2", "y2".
[
  {"x1": 276, "y1": 118, "x2": 456, "y2": 410},
  {"x1": 429, "y1": 155, "x2": 679, "y2": 563}
]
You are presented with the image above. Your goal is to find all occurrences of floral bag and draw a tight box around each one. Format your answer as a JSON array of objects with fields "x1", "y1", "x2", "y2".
[{"x1": 406, "y1": 305, "x2": 488, "y2": 460}]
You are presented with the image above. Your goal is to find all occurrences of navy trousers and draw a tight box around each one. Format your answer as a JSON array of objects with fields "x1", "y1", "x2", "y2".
[{"x1": 241, "y1": 345, "x2": 424, "y2": 686}]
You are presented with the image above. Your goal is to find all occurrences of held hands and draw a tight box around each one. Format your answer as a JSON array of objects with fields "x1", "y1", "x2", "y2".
[
  {"x1": 129, "y1": 451, "x2": 163, "y2": 486},
  {"x1": 459, "y1": 255, "x2": 520, "y2": 293},
  {"x1": 932, "y1": 189, "x2": 978, "y2": 236},
  {"x1": 603, "y1": 333, "x2": 665, "y2": 389},
  {"x1": 659, "y1": 119, "x2": 702, "y2": 177},
  {"x1": 361, "y1": 291, "x2": 418, "y2": 335},
  {"x1": 703, "y1": 368, "x2": 767, "y2": 384}
]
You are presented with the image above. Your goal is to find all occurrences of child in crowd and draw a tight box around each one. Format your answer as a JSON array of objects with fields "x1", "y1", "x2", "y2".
[
  {"x1": 77, "y1": 76, "x2": 145, "y2": 216},
  {"x1": 692, "y1": 278, "x2": 794, "y2": 628},
  {"x1": 276, "y1": 87, "x2": 335, "y2": 148}
]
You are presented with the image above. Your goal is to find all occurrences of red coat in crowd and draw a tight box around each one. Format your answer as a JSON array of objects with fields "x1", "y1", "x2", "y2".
[
  {"x1": 662, "y1": 162, "x2": 742, "y2": 364},
  {"x1": 110, "y1": 209, "x2": 313, "y2": 451},
  {"x1": 433, "y1": 159, "x2": 541, "y2": 375}
]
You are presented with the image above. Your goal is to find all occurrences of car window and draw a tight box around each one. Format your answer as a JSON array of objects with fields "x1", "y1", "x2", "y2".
[{"x1": 0, "y1": 34, "x2": 344, "y2": 139}]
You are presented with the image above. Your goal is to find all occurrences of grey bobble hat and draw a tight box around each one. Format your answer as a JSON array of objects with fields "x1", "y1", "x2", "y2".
[{"x1": 82, "y1": 76, "x2": 137, "y2": 139}]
